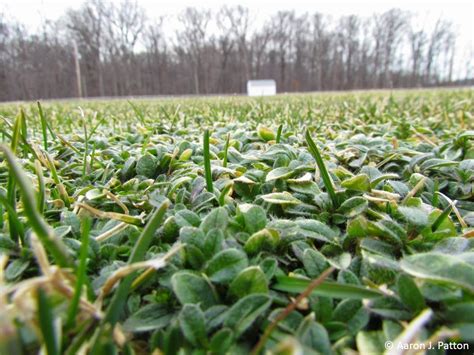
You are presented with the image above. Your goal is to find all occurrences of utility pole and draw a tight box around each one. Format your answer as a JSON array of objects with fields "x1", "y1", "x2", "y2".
[{"x1": 73, "y1": 41, "x2": 83, "y2": 98}]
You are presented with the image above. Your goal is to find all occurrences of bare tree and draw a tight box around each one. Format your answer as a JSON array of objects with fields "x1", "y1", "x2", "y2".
[
  {"x1": 0, "y1": 13, "x2": 11, "y2": 100},
  {"x1": 291, "y1": 14, "x2": 309, "y2": 91},
  {"x1": 142, "y1": 18, "x2": 166, "y2": 94},
  {"x1": 338, "y1": 15, "x2": 360, "y2": 89},
  {"x1": 177, "y1": 8, "x2": 211, "y2": 95},
  {"x1": 309, "y1": 13, "x2": 331, "y2": 91},
  {"x1": 371, "y1": 9, "x2": 407, "y2": 88},
  {"x1": 66, "y1": 0, "x2": 106, "y2": 96},
  {"x1": 101, "y1": 0, "x2": 146, "y2": 95},
  {"x1": 215, "y1": 8, "x2": 235, "y2": 92},
  {"x1": 269, "y1": 11, "x2": 297, "y2": 90},
  {"x1": 0, "y1": 4, "x2": 468, "y2": 101},
  {"x1": 222, "y1": 6, "x2": 252, "y2": 90},
  {"x1": 409, "y1": 26, "x2": 427, "y2": 87},
  {"x1": 425, "y1": 18, "x2": 454, "y2": 84}
]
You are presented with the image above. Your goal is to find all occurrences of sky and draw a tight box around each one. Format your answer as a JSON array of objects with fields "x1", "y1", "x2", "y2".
[{"x1": 2, "y1": 0, "x2": 473, "y2": 57}]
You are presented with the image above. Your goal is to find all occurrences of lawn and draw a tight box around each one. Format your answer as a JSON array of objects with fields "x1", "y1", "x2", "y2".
[{"x1": 0, "y1": 89, "x2": 473, "y2": 354}]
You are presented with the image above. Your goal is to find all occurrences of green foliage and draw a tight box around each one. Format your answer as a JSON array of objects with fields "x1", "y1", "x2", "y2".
[
  {"x1": 206, "y1": 248, "x2": 248, "y2": 283},
  {"x1": 228, "y1": 266, "x2": 269, "y2": 298},
  {"x1": 136, "y1": 154, "x2": 158, "y2": 178},
  {"x1": 179, "y1": 304, "x2": 207, "y2": 347},
  {"x1": 172, "y1": 271, "x2": 218, "y2": 309},
  {"x1": 0, "y1": 90, "x2": 473, "y2": 354},
  {"x1": 401, "y1": 253, "x2": 474, "y2": 292},
  {"x1": 224, "y1": 294, "x2": 272, "y2": 337},
  {"x1": 123, "y1": 304, "x2": 173, "y2": 332}
]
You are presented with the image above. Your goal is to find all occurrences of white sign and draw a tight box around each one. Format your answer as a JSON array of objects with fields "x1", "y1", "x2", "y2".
[{"x1": 247, "y1": 80, "x2": 276, "y2": 96}]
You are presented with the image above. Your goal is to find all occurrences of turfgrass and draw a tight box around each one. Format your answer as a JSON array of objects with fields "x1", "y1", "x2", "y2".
[{"x1": 0, "y1": 89, "x2": 473, "y2": 354}]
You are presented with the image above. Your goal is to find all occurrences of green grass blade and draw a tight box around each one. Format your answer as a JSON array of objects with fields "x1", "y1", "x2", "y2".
[
  {"x1": 66, "y1": 217, "x2": 92, "y2": 328},
  {"x1": 90, "y1": 143, "x2": 97, "y2": 172},
  {"x1": 431, "y1": 202, "x2": 453, "y2": 232},
  {"x1": 64, "y1": 319, "x2": 98, "y2": 355},
  {"x1": 222, "y1": 133, "x2": 230, "y2": 168},
  {"x1": 0, "y1": 145, "x2": 72, "y2": 267},
  {"x1": 160, "y1": 105, "x2": 180, "y2": 132},
  {"x1": 104, "y1": 200, "x2": 169, "y2": 324},
  {"x1": 35, "y1": 160, "x2": 46, "y2": 215},
  {"x1": 89, "y1": 201, "x2": 169, "y2": 352},
  {"x1": 37, "y1": 288, "x2": 59, "y2": 355},
  {"x1": 0, "y1": 128, "x2": 12, "y2": 141},
  {"x1": 10, "y1": 111, "x2": 22, "y2": 153},
  {"x1": 128, "y1": 100, "x2": 145, "y2": 125},
  {"x1": 276, "y1": 124, "x2": 283, "y2": 143},
  {"x1": 7, "y1": 112, "x2": 22, "y2": 244},
  {"x1": 219, "y1": 181, "x2": 233, "y2": 206},
  {"x1": 45, "y1": 152, "x2": 70, "y2": 207},
  {"x1": 305, "y1": 130, "x2": 339, "y2": 208},
  {"x1": 0, "y1": 194, "x2": 3, "y2": 229},
  {"x1": 20, "y1": 108, "x2": 28, "y2": 140},
  {"x1": 82, "y1": 116, "x2": 89, "y2": 178},
  {"x1": 203, "y1": 129, "x2": 214, "y2": 193},
  {"x1": 37, "y1": 101, "x2": 49, "y2": 150},
  {"x1": 273, "y1": 276, "x2": 382, "y2": 299},
  {"x1": 432, "y1": 179, "x2": 439, "y2": 207},
  {"x1": 88, "y1": 113, "x2": 105, "y2": 137},
  {"x1": 0, "y1": 189, "x2": 25, "y2": 240}
]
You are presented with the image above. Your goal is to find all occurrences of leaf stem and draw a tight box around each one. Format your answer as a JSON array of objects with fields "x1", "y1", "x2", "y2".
[
  {"x1": 38, "y1": 287, "x2": 59, "y2": 355},
  {"x1": 251, "y1": 266, "x2": 335, "y2": 355},
  {"x1": 37, "y1": 101, "x2": 49, "y2": 151},
  {"x1": 305, "y1": 130, "x2": 339, "y2": 208},
  {"x1": 1, "y1": 145, "x2": 72, "y2": 267},
  {"x1": 89, "y1": 201, "x2": 169, "y2": 351},
  {"x1": 222, "y1": 133, "x2": 230, "y2": 168},
  {"x1": 276, "y1": 124, "x2": 283, "y2": 143},
  {"x1": 203, "y1": 129, "x2": 214, "y2": 192},
  {"x1": 66, "y1": 217, "x2": 92, "y2": 328}
]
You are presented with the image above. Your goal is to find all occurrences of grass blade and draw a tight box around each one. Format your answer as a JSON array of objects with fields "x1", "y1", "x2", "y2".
[
  {"x1": 64, "y1": 320, "x2": 97, "y2": 355},
  {"x1": 305, "y1": 130, "x2": 339, "y2": 208},
  {"x1": 0, "y1": 145, "x2": 72, "y2": 267},
  {"x1": 0, "y1": 193, "x2": 3, "y2": 229},
  {"x1": 222, "y1": 133, "x2": 230, "y2": 168},
  {"x1": 88, "y1": 112, "x2": 105, "y2": 137},
  {"x1": 273, "y1": 275, "x2": 383, "y2": 299},
  {"x1": 81, "y1": 112, "x2": 89, "y2": 178},
  {"x1": 252, "y1": 267, "x2": 335, "y2": 355},
  {"x1": 431, "y1": 203, "x2": 453, "y2": 232},
  {"x1": 90, "y1": 200, "x2": 169, "y2": 351},
  {"x1": 66, "y1": 217, "x2": 92, "y2": 328},
  {"x1": 219, "y1": 181, "x2": 233, "y2": 206},
  {"x1": 37, "y1": 288, "x2": 59, "y2": 355},
  {"x1": 20, "y1": 108, "x2": 28, "y2": 140},
  {"x1": 37, "y1": 101, "x2": 49, "y2": 150},
  {"x1": 104, "y1": 200, "x2": 169, "y2": 324},
  {"x1": 389, "y1": 309, "x2": 433, "y2": 355},
  {"x1": 0, "y1": 189, "x2": 25, "y2": 239},
  {"x1": 128, "y1": 100, "x2": 145, "y2": 125},
  {"x1": 275, "y1": 124, "x2": 283, "y2": 143},
  {"x1": 45, "y1": 152, "x2": 70, "y2": 207},
  {"x1": 7, "y1": 112, "x2": 22, "y2": 244},
  {"x1": 77, "y1": 202, "x2": 143, "y2": 225},
  {"x1": 10, "y1": 111, "x2": 22, "y2": 153},
  {"x1": 35, "y1": 160, "x2": 46, "y2": 215},
  {"x1": 434, "y1": 191, "x2": 467, "y2": 229},
  {"x1": 203, "y1": 129, "x2": 214, "y2": 193}
]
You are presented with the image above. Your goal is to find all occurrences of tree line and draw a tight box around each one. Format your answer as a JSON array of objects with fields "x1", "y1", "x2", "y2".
[{"x1": 0, "y1": 0, "x2": 471, "y2": 101}]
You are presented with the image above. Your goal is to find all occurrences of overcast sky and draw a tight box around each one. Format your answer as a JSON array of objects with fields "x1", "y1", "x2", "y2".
[{"x1": 2, "y1": 0, "x2": 473, "y2": 56}]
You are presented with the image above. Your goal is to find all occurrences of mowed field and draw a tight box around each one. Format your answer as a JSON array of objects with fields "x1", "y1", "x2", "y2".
[{"x1": 0, "y1": 89, "x2": 473, "y2": 354}]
